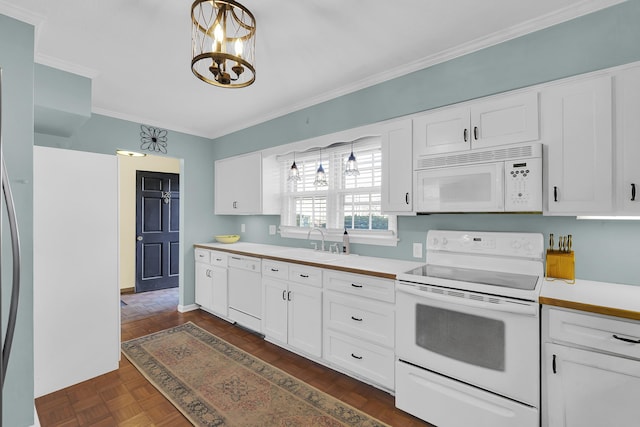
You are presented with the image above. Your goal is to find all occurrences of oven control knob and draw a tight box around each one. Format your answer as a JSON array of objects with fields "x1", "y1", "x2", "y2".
[
  {"x1": 431, "y1": 237, "x2": 439, "y2": 247},
  {"x1": 512, "y1": 240, "x2": 522, "y2": 249},
  {"x1": 441, "y1": 237, "x2": 448, "y2": 246}
]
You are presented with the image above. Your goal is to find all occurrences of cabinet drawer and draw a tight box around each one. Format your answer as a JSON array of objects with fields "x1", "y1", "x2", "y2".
[
  {"x1": 324, "y1": 329, "x2": 395, "y2": 390},
  {"x1": 288, "y1": 264, "x2": 322, "y2": 288},
  {"x1": 324, "y1": 291, "x2": 394, "y2": 347},
  {"x1": 262, "y1": 260, "x2": 289, "y2": 280},
  {"x1": 209, "y1": 250, "x2": 228, "y2": 267},
  {"x1": 323, "y1": 270, "x2": 394, "y2": 303},
  {"x1": 547, "y1": 307, "x2": 640, "y2": 360},
  {"x1": 195, "y1": 248, "x2": 211, "y2": 264}
]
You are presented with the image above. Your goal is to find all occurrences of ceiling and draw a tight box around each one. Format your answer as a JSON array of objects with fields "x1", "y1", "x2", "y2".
[{"x1": 0, "y1": 0, "x2": 625, "y2": 139}]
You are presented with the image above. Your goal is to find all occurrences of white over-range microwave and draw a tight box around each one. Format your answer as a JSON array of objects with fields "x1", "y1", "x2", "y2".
[{"x1": 414, "y1": 142, "x2": 542, "y2": 213}]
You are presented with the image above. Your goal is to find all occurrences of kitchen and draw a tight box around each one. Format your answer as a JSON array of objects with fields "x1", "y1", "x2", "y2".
[{"x1": 2, "y1": 1, "x2": 640, "y2": 426}]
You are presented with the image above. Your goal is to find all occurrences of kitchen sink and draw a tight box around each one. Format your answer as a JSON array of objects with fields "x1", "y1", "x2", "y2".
[{"x1": 273, "y1": 248, "x2": 339, "y2": 263}]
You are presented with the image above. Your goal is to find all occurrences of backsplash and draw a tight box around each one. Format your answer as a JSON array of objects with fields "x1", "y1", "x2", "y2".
[{"x1": 221, "y1": 214, "x2": 640, "y2": 287}]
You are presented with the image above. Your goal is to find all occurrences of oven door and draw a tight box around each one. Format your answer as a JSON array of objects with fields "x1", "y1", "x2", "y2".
[
  {"x1": 396, "y1": 281, "x2": 539, "y2": 406},
  {"x1": 414, "y1": 162, "x2": 504, "y2": 212}
]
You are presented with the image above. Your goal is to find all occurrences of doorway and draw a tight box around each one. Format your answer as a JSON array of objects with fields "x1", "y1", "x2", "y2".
[{"x1": 135, "y1": 171, "x2": 180, "y2": 292}]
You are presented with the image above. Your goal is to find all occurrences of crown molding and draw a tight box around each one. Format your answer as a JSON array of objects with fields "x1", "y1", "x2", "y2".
[
  {"x1": 35, "y1": 53, "x2": 100, "y2": 79},
  {"x1": 208, "y1": 0, "x2": 627, "y2": 139}
]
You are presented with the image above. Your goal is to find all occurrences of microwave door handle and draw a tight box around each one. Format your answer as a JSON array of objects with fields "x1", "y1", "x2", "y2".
[{"x1": 397, "y1": 284, "x2": 538, "y2": 316}]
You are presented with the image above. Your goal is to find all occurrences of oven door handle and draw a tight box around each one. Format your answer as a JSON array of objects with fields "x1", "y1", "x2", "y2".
[{"x1": 397, "y1": 284, "x2": 538, "y2": 316}]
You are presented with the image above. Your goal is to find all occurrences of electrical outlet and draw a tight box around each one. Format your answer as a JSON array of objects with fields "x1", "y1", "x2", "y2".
[
  {"x1": 241, "y1": 223, "x2": 246, "y2": 233},
  {"x1": 269, "y1": 225, "x2": 276, "y2": 235},
  {"x1": 413, "y1": 243, "x2": 423, "y2": 258}
]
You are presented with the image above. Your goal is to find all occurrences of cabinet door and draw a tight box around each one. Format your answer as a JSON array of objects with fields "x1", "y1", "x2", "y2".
[
  {"x1": 288, "y1": 282, "x2": 322, "y2": 358},
  {"x1": 471, "y1": 91, "x2": 539, "y2": 149},
  {"x1": 543, "y1": 75, "x2": 612, "y2": 214},
  {"x1": 544, "y1": 343, "x2": 640, "y2": 427},
  {"x1": 262, "y1": 278, "x2": 288, "y2": 344},
  {"x1": 214, "y1": 152, "x2": 262, "y2": 214},
  {"x1": 381, "y1": 119, "x2": 413, "y2": 213},
  {"x1": 210, "y1": 266, "x2": 228, "y2": 317},
  {"x1": 615, "y1": 66, "x2": 640, "y2": 213},
  {"x1": 195, "y1": 261, "x2": 213, "y2": 310},
  {"x1": 413, "y1": 105, "x2": 470, "y2": 156}
]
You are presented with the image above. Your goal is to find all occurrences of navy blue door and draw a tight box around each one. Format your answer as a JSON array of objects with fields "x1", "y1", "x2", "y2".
[{"x1": 136, "y1": 171, "x2": 179, "y2": 292}]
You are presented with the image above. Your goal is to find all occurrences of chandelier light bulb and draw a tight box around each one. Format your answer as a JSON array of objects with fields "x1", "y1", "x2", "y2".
[{"x1": 235, "y1": 39, "x2": 243, "y2": 57}]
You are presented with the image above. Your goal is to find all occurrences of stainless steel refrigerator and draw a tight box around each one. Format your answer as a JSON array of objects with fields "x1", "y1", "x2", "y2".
[{"x1": 0, "y1": 68, "x2": 22, "y2": 426}]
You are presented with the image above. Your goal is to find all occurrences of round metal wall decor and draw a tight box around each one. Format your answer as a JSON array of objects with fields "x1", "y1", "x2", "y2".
[{"x1": 140, "y1": 125, "x2": 168, "y2": 154}]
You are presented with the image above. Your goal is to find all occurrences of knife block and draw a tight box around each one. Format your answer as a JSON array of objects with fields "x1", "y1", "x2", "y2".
[{"x1": 545, "y1": 250, "x2": 575, "y2": 284}]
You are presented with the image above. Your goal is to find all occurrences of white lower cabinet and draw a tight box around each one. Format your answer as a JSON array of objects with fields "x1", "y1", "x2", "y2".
[
  {"x1": 543, "y1": 306, "x2": 640, "y2": 427},
  {"x1": 195, "y1": 249, "x2": 228, "y2": 317},
  {"x1": 262, "y1": 261, "x2": 322, "y2": 358},
  {"x1": 323, "y1": 270, "x2": 396, "y2": 390}
]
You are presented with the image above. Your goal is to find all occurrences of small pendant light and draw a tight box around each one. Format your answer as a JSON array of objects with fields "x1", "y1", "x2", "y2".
[
  {"x1": 314, "y1": 148, "x2": 328, "y2": 186},
  {"x1": 344, "y1": 142, "x2": 359, "y2": 176},
  {"x1": 288, "y1": 152, "x2": 301, "y2": 182}
]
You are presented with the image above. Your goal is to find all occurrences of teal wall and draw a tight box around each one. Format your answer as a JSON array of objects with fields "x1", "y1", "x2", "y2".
[
  {"x1": 211, "y1": 1, "x2": 640, "y2": 286},
  {"x1": 0, "y1": 14, "x2": 35, "y2": 427}
]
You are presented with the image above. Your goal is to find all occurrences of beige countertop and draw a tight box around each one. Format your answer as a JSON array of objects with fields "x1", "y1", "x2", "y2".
[
  {"x1": 194, "y1": 242, "x2": 424, "y2": 280},
  {"x1": 540, "y1": 278, "x2": 640, "y2": 321}
]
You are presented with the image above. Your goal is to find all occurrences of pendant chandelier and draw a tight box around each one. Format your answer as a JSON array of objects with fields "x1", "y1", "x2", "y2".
[
  {"x1": 288, "y1": 153, "x2": 301, "y2": 182},
  {"x1": 191, "y1": 0, "x2": 256, "y2": 88},
  {"x1": 314, "y1": 149, "x2": 328, "y2": 187},
  {"x1": 344, "y1": 142, "x2": 359, "y2": 176}
]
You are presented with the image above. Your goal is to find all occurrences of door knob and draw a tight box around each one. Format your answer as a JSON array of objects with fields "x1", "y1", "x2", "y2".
[{"x1": 137, "y1": 236, "x2": 143, "y2": 241}]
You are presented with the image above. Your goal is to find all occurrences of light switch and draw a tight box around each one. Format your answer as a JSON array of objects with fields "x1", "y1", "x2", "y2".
[
  {"x1": 269, "y1": 225, "x2": 276, "y2": 235},
  {"x1": 413, "y1": 243, "x2": 423, "y2": 258},
  {"x1": 241, "y1": 224, "x2": 246, "y2": 233}
]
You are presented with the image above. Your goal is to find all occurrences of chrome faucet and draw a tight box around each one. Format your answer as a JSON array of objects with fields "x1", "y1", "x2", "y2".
[{"x1": 307, "y1": 227, "x2": 325, "y2": 251}]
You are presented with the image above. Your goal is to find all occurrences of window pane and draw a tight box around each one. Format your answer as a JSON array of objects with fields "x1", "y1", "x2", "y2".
[{"x1": 295, "y1": 196, "x2": 326, "y2": 228}]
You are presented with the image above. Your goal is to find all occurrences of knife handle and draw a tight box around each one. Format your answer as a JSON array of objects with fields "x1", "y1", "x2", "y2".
[
  {"x1": 559, "y1": 236, "x2": 565, "y2": 252},
  {"x1": 549, "y1": 233, "x2": 554, "y2": 251},
  {"x1": 567, "y1": 235, "x2": 572, "y2": 252}
]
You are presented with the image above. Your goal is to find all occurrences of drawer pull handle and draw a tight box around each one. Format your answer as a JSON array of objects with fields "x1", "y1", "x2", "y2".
[
  {"x1": 351, "y1": 353, "x2": 363, "y2": 360},
  {"x1": 300, "y1": 274, "x2": 309, "y2": 278},
  {"x1": 215, "y1": 258, "x2": 222, "y2": 262},
  {"x1": 463, "y1": 128, "x2": 468, "y2": 142},
  {"x1": 351, "y1": 283, "x2": 363, "y2": 288},
  {"x1": 473, "y1": 126, "x2": 478, "y2": 140},
  {"x1": 282, "y1": 290, "x2": 287, "y2": 301},
  {"x1": 271, "y1": 268, "x2": 279, "y2": 272},
  {"x1": 351, "y1": 316, "x2": 363, "y2": 322},
  {"x1": 613, "y1": 334, "x2": 640, "y2": 344},
  {"x1": 231, "y1": 256, "x2": 241, "y2": 260},
  {"x1": 632, "y1": 183, "x2": 636, "y2": 201},
  {"x1": 552, "y1": 354, "x2": 557, "y2": 374},
  {"x1": 287, "y1": 291, "x2": 292, "y2": 301}
]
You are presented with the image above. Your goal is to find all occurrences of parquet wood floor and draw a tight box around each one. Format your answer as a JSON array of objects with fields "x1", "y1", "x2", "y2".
[{"x1": 35, "y1": 287, "x2": 431, "y2": 426}]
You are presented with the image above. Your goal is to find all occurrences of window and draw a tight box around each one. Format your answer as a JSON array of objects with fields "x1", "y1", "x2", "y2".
[{"x1": 279, "y1": 137, "x2": 397, "y2": 246}]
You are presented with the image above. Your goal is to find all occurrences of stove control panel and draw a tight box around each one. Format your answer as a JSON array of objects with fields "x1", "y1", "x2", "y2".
[{"x1": 427, "y1": 230, "x2": 543, "y2": 259}]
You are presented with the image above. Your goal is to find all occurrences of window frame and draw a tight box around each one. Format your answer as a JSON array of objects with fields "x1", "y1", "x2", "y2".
[{"x1": 278, "y1": 136, "x2": 398, "y2": 247}]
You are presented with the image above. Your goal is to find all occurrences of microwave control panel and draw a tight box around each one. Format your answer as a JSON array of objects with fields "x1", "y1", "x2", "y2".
[{"x1": 504, "y1": 157, "x2": 542, "y2": 211}]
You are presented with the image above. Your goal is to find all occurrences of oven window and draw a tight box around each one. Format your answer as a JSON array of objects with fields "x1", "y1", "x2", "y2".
[{"x1": 416, "y1": 304, "x2": 505, "y2": 371}]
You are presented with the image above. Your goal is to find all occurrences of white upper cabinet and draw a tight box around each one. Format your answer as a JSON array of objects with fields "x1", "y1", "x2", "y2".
[
  {"x1": 614, "y1": 65, "x2": 640, "y2": 214},
  {"x1": 543, "y1": 74, "x2": 613, "y2": 214},
  {"x1": 214, "y1": 152, "x2": 279, "y2": 215},
  {"x1": 413, "y1": 91, "x2": 539, "y2": 157},
  {"x1": 381, "y1": 119, "x2": 413, "y2": 213}
]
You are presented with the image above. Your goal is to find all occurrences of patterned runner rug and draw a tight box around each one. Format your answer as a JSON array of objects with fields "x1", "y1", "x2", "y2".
[{"x1": 121, "y1": 322, "x2": 388, "y2": 426}]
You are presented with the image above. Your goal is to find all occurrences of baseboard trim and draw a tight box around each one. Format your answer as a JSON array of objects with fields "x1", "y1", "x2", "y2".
[
  {"x1": 120, "y1": 287, "x2": 135, "y2": 295},
  {"x1": 178, "y1": 304, "x2": 199, "y2": 313}
]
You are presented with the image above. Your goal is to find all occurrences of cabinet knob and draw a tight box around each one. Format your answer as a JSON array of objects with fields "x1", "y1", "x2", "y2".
[{"x1": 137, "y1": 235, "x2": 143, "y2": 241}]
